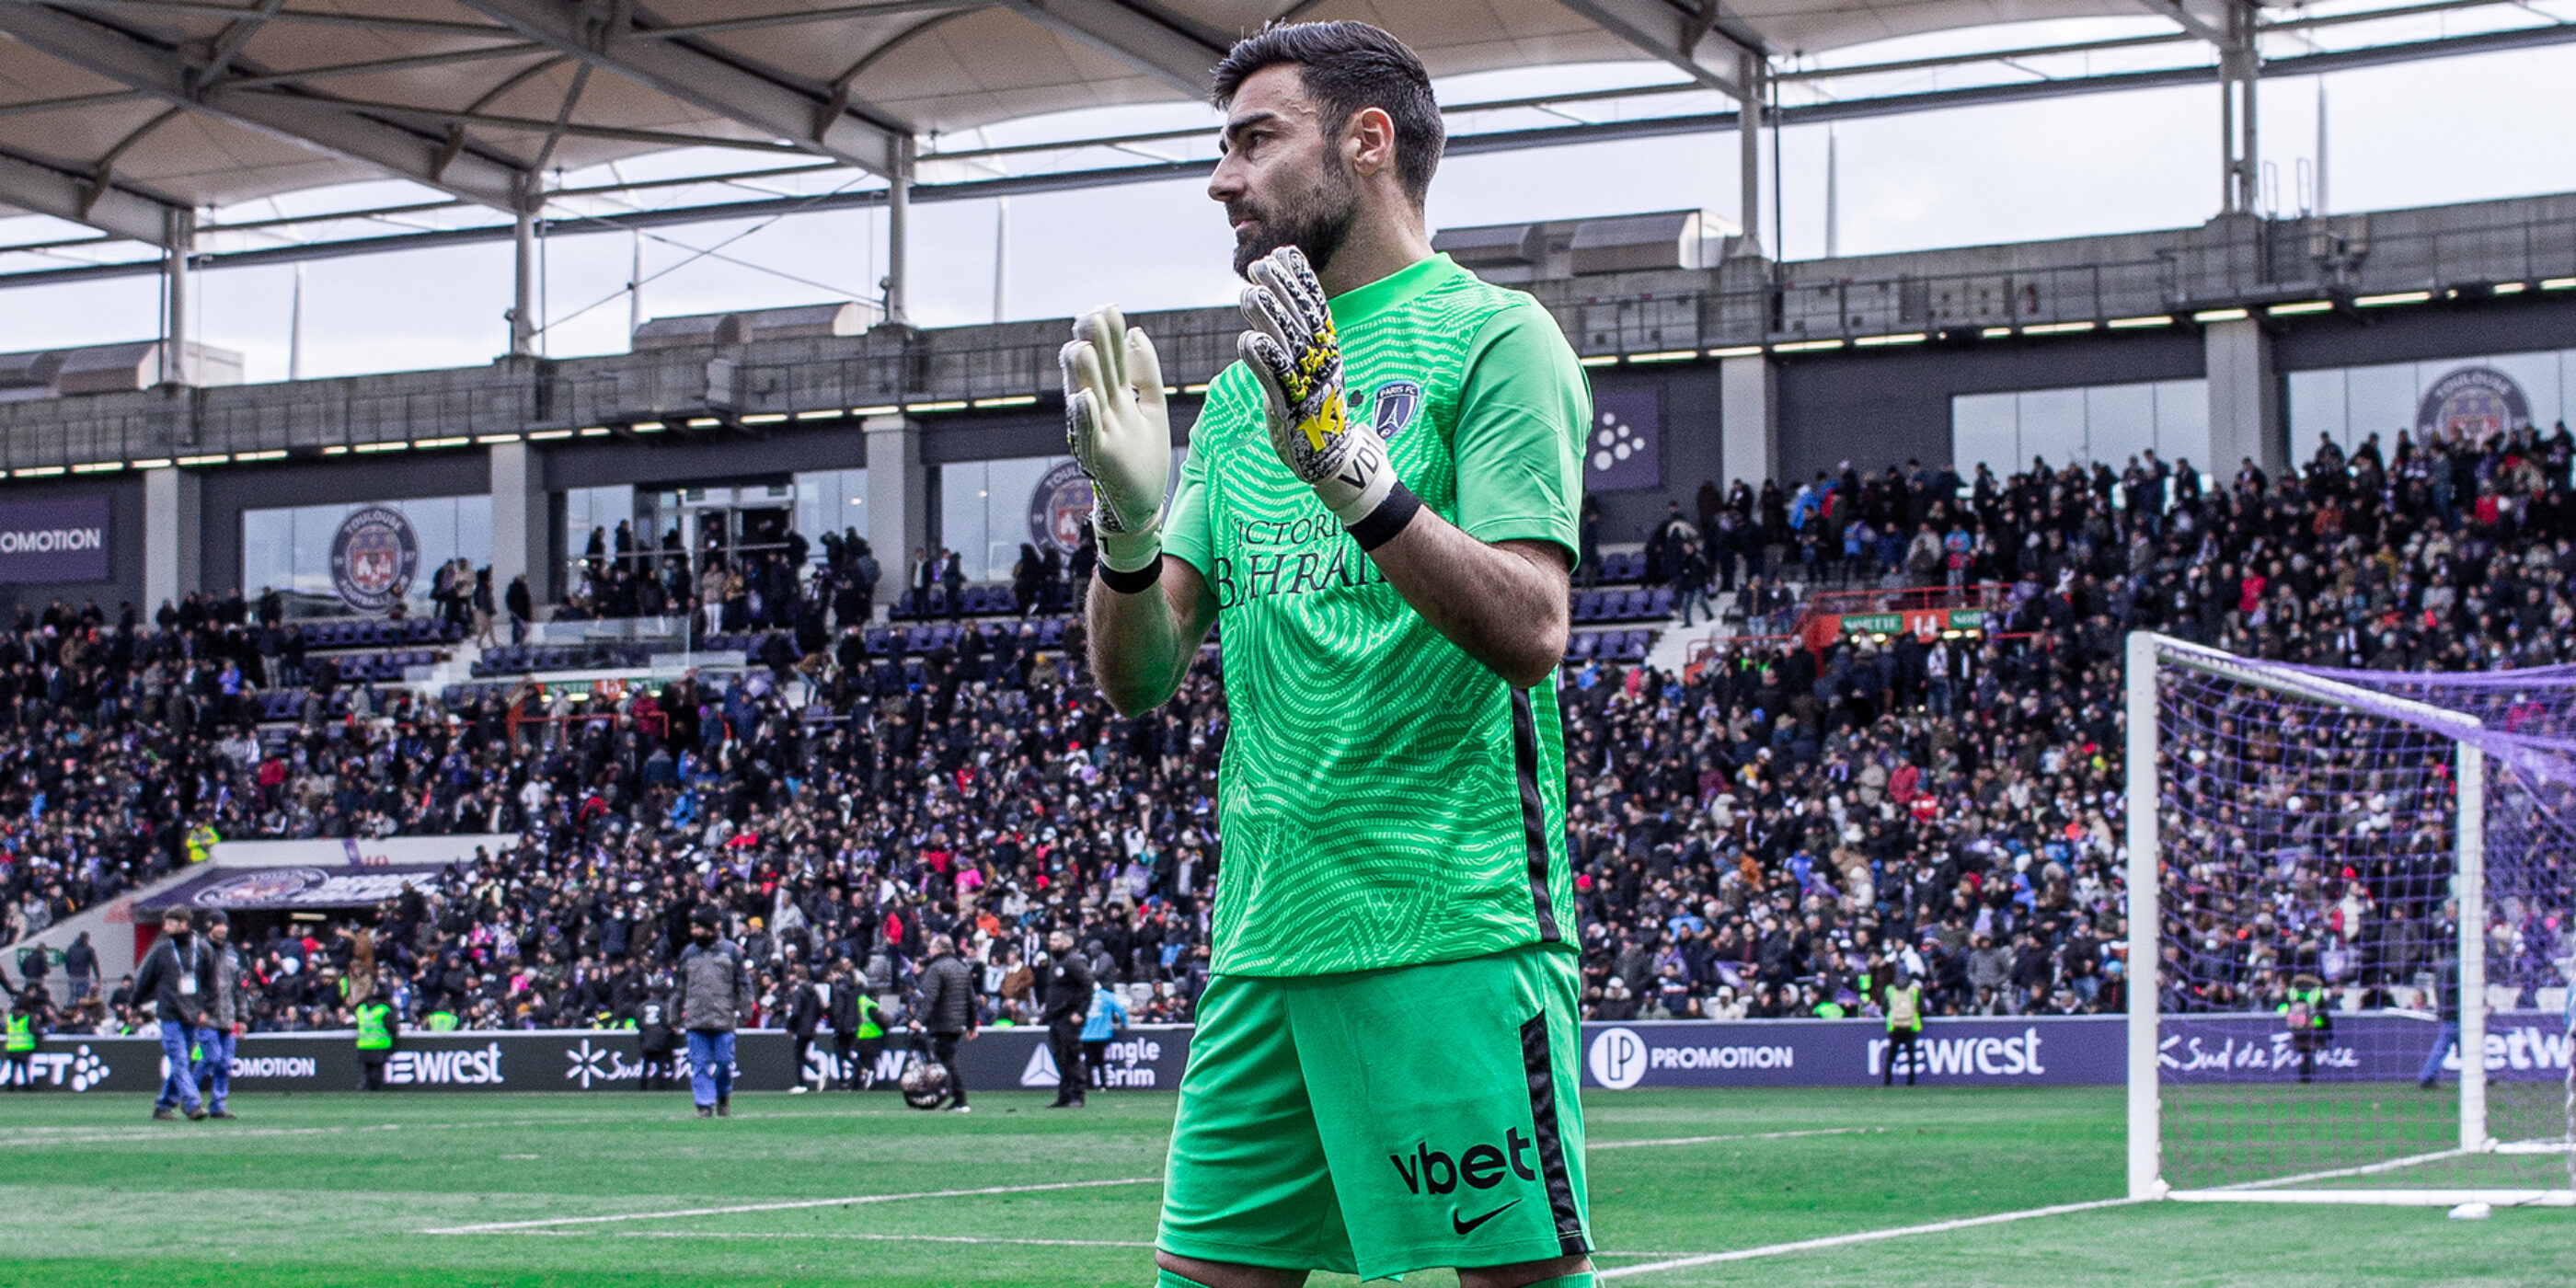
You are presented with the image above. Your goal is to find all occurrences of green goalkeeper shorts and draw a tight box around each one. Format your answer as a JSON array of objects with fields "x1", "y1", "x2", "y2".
[{"x1": 1157, "y1": 944, "x2": 1592, "y2": 1281}]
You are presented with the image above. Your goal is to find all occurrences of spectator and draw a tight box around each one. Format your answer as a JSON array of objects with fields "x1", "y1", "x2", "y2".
[
  {"x1": 132, "y1": 907, "x2": 214, "y2": 1121},
  {"x1": 197, "y1": 911, "x2": 244, "y2": 1119},
  {"x1": 1081, "y1": 977, "x2": 1129, "y2": 1095},
  {"x1": 914, "y1": 933, "x2": 976, "y2": 1113},
  {"x1": 1041, "y1": 928, "x2": 1093, "y2": 1110},
  {"x1": 673, "y1": 907, "x2": 752, "y2": 1119}
]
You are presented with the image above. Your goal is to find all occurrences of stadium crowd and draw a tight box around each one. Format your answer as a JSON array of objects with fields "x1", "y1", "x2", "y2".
[{"x1": 4, "y1": 418, "x2": 2572, "y2": 1041}]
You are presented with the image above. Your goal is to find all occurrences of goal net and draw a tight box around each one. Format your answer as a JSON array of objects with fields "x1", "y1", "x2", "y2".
[{"x1": 2127, "y1": 633, "x2": 2576, "y2": 1207}]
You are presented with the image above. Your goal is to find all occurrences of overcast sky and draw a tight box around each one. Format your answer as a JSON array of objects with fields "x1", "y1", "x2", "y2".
[{"x1": 1, "y1": 17, "x2": 2573, "y2": 383}]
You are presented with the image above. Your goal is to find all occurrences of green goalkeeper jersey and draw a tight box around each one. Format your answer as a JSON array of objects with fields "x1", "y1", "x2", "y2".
[{"x1": 1162, "y1": 252, "x2": 1589, "y2": 977}]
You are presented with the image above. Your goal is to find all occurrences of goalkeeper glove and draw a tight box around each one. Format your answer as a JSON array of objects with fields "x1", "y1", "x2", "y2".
[
  {"x1": 1060, "y1": 305, "x2": 1170, "y2": 575},
  {"x1": 1237, "y1": 247, "x2": 1414, "y2": 544}
]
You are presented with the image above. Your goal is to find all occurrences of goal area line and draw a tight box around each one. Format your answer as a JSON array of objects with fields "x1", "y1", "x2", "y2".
[
  {"x1": 2161, "y1": 1142, "x2": 2575, "y2": 1207},
  {"x1": 2167, "y1": 1188, "x2": 2574, "y2": 1207}
]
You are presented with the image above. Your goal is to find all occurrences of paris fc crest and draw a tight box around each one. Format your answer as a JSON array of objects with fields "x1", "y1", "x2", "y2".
[{"x1": 1368, "y1": 379, "x2": 1422, "y2": 441}]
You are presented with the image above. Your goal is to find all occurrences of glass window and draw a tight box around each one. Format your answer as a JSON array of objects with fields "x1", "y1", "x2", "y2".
[
  {"x1": 1955, "y1": 379, "x2": 2212, "y2": 479},
  {"x1": 240, "y1": 508, "x2": 293, "y2": 601},
  {"x1": 239, "y1": 493, "x2": 496, "y2": 611},
  {"x1": 2343, "y1": 363, "x2": 2417, "y2": 443},
  {"x1": 563, "y1": 485, "x2": 633, "y2": 569},
  {"x1": 792, "y1": 467, "x2": 868, "y2": 568},
  {"x1": 2286, "y1": 370, "x2": 2346, "y2": 454},
  {"x1": 2015, "y1": 388, "x2": 2087, "y2": 470},
  {"x1": 1950, "y1": 393, "x2": 2018, "y2": 478},
  {"x1": 2151, "y1": 380, "x2": 2213, "y2": 478},
  {"x1": 937, "y1": 454, "x2": 1074, "y2": 582},
  {"x1": 2084, "y1": 383, "x2": 2156, "y2": 469}
]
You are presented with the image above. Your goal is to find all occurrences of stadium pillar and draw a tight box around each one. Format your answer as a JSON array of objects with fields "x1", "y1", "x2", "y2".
[
  {"x1": 143, "y1": 465, "x2": 201, "y2": 611},
  {"x1": 511, "y1": 201, "x2": 538, "y2": 358},
  {"x1": 1719, "y1": 353, "x2": 1777, "y2": 488},
  {"x1": 2202, "y1": 316, "x2": 2283, "y2": 478},
  {"x1": 160, "y1": 207, "x2": 194, "y2": 386},
  {"x1": 2219, "y1": 0, "x2": 2259, "y2": 215},
  {"x1": 1733, "y1": 50, "x2": 1764, "y2": 258},
  {"x1": 884, "y1": 136, "x2": 913, "y2": 325},
  {"x1": 863, "y1": 414, "x2": 924, "y2": 618},
  {"x1": 489, "y1": 439, "x2": 547, "y2": 607}
]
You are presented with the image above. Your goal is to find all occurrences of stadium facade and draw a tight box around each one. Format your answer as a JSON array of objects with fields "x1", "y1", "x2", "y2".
[{"x1": 0, "y1": 188, "x2": 2570, "y2": 619}]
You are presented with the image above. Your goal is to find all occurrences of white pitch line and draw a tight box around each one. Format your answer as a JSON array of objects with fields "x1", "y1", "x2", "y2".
[
  {"x1": 2199, "y1": 1147, "x2": 2471, "y2": 1191},
  {"x1": 501, "y1": 1231, "x2": 1157, "y2": 1247},
  {"x1": 0, "y1": 1107, "x2": 926, "y2": 1148},
  {"x1": 1595, "y1": 1196, "x2": 2140, "y2": 1280},
  {"x1": 420, "y1": 1177, "x2": 1163, "y2": 1235},
  {"x1": 2, "y1": 1122, "x2": 413, "y2": 1146},
  {"x1": 1591, "y1": 1127, "x2": 1882, "y2": 1151}
]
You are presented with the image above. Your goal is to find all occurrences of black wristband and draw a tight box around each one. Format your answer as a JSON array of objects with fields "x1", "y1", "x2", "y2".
[
  {"x1": 1347, "y1": 482, "x2": 1422, "y2": 552},
  {"x1": 1095, "y1": 553, "x2": 1163, "y2": 594}
]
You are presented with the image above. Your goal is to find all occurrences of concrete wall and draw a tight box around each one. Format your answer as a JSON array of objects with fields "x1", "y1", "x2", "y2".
[
  {"x1": 544, "y1": 426, "x2": 868, "y2": 492},
  {"x1": 1775, "y1": 330, "x2": 2206, "y2": 483},
  {"x1": 2270, "y1": 292, "x2": 2576, "y2": 373},
  {"x1": 1591, "y1": 363, "x2": 1725, "y2": 546}
]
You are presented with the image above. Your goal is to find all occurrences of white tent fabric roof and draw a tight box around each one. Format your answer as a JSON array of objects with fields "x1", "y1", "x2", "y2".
[{"x1": 0, "y1": 0, "x2": 2235, "y2": 236}]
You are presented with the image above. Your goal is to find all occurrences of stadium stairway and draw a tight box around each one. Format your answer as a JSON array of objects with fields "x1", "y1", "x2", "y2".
[{"x1": 2, "y1": 858, "x2": 217, "y2": 1006}]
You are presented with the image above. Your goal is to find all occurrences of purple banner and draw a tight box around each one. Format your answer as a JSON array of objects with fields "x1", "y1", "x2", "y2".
[
  {"x1": 2158, "y1": 1013, "x2": 2572, "y2": 1083},
  {"x1": 1585, "y1": 388, "x2": 1661, "y2": 492},
  {"x1": 134, "y1": 863, "x2": 452, "y2": 912},
  {"x1": 1579, "y1": 1017, "x2": 2124, "y2": 1089},
  {"x1": 0, "y1": 493, "x2": 109, "y2": 583}
]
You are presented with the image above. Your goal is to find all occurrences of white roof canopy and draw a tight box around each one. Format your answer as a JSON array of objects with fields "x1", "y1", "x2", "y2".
[{"x1": 0, "y1": 0, "x2": 2460, "y2": 247}]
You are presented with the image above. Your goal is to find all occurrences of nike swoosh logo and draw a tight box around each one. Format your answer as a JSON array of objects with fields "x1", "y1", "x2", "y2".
[{"x1": 1452, "y1": 1198, "x2": 1522, "y2": 1236}]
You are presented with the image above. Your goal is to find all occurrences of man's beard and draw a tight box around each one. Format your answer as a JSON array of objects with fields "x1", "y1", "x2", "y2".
[{"x1": 1231, "y1": 157, "x2": 1359, "y2": 278}]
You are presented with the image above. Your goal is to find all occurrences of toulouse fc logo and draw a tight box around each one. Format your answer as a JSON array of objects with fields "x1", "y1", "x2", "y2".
[
  {"x1": 329, "y1": 505, "x2": 420, "y2": 613},
  {"x1": 1029, "y1": 460, "x2": 1096, "y2": 557},
  {"x1": 2415, "y1": 365, "x2": 2531, "y2": 442}
]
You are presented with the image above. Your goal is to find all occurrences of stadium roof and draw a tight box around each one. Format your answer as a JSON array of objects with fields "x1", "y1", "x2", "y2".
[{"x1": 0, "y1": 0, "x2": 2563, "y2": 259}]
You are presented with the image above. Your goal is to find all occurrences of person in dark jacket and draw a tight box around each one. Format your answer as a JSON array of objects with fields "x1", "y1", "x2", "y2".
[
  {"x1": 672, "y1": 908, "x2": 752, "y2": 1118},
  {"x1": 631, "y1": 975, "x2": 678, "y2": 1093},
  {"x1": 1040, "y1": 928, "x2": 1094, "y2": 1110},
  {"x1": 912, "y1": 935, "x2": 976, "y2": 1112},
  {"x1": 61, "y1": 931, "x2": 97, "y2": 1004},
  {"x1": 505, "y1": 574, "x2": 534, "y2": 646},
  {"x1": 783, "y1": 966, "x2": 823, "y2": 1093},
  {"x1": 131, "y1": 907, "x2": 215, "y2": 1121},
  {"x1": 195, "y1": 911, "x2": 244, "y2": 1119}
]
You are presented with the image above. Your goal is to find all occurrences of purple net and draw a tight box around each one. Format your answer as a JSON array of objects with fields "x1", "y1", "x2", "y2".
[{"x1": 2152, "y1": 642, "x2": 2576, "y2": 1192}]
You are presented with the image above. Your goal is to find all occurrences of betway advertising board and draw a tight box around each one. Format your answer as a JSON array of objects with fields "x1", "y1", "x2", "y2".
[
  {"x1": 12, "y1": 1015, "x2": 2563, "y2": 1094},
  {"x1": 1, "y1": 1026, "x2": 1191, "y2": 1095},
  {"x1": 1578, "y1": 1017, "x2": 2121, "y2": 1089}
]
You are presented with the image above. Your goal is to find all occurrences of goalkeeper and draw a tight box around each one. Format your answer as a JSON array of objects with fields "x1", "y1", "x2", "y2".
[{"x1": 1068, "y1": 21, "x2": 1593, "y2": 1288}]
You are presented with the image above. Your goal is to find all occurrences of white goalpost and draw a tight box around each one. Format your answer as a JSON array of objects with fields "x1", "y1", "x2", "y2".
[{"x1": 2126, "y1": 632, "x2": 2576, "y2": 1208}]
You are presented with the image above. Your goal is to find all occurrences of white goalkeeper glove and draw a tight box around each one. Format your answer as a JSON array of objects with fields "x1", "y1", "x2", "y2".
[
  {"x1": 1060, "y1": 305, "x2": 1169, "y2": 576},
  {"x1": 1237, "y1": 247, "x2": 1415, "y2": 544}
]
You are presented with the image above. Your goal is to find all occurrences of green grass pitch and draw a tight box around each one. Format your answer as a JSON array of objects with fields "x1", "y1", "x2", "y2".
[{"x1": 0, "y1": 1087, "x2": 2565, "y2": 1286}]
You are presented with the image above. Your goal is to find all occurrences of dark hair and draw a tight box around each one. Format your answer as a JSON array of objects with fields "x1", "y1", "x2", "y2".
[{"x1": 1211, "y1": 21, "x2": 1443, "y2": 205}]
